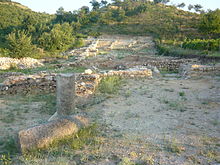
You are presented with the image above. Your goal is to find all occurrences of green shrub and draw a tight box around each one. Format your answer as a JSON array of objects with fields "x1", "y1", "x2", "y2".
[
  {"x1": 0, "y1": 48, "x2": 10, "y2": 57},
  {"x1": 6, "y1": 30, "x2": 40, "y2": 58},
  {"x1": 72, "y1": 38, "x2": 84, "y2": 48},
  {"x1": 182, "y1": 39, "x2": 220, "y2": 51},
  {"x1": 98, "y1": 76, "x2": 122, "y2": 94},
  {"x1": 39, "y1": 23, "x2": 75, "y2": 52}
]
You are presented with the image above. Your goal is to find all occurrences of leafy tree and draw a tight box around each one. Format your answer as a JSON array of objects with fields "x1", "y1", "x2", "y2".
[
  {"x1": 39, "y1": 23, "x2": 75, "y2": 52},
  {"x1": 0, "y1": 0, "x2": 11, "y2": 2},
  {"x1": 194, "y1": 4, "x2": 203, "y2": 13},
  {"x1": 111, "y1": 0, "x2": 122, "y2": 6},
  {"x1": 7, "y1": 30, "x2": 37, "y2": 58},
  {"x1": 177, "y1": 3, "x2": 185, "y2": 8},
  {"x1": 55, "y1": 7, "x2": 66, "y2": 23},
  {"x1": 188, "y1": 4, "x2": 194, "y2": 11},
  {"x1": 154, "y1": 0, "x2": 170, "y2": 4},
  {"x1": 101, "y1": 0, "x2": 108, "y2": 7},
  {"x1": 199, "y1": 9, "x2": 220, "y2": 37},
  {"x1": 112, "y1": 9, "x2": 126, "y2": 22},
  {"x1": 90, "y1": 0, "x2": 100, "y2": 11},
  {"x1": 80, "y1": 6, "x2": 90, "y2": 14},
  {"x1": 22, "y1": 15, "x2": 37, "y2": 33}
]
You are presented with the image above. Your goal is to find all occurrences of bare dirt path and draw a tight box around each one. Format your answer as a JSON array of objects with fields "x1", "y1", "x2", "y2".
[{"x1": 86, "y1": 75, "x2": 220, "y2": 165}]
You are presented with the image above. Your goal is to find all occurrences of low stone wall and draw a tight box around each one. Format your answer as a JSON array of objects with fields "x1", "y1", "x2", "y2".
[
  {"x1": 103, "y1": 67, "x2": 152, "y2": 78},
  {"x1": 179, "y1": 64, "x2": 220, "y2": 78},
  {"x1": 54, "y1": 57, "x2": 198, "y2": 72},
  {"x1": 0, "y1": 57, "x2": 44, "y2": 70},
  {"x1": 0, "y1": 72, "x2": 25, "y2": 80},
  {"x1": 0, "y1": 73, "x2": 57, "y2": 95},
  {"x1": 142, "y1": 59, "x2": 198, "y2": 71},
  {"x1": 0, "y1": 67, "x2": 153, "y2": 96}
]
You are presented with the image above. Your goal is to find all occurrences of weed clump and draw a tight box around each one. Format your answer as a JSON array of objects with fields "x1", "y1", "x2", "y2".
[{"x1": 98, "y1": 76, "x2": 122, "y2": 94}]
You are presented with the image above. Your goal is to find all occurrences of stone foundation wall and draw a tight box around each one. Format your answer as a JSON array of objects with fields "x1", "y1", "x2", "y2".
[
  {"x1": 0, "y1": 67, "x2": 152, "y2": 96},
  {"x1": 179, "y1": 64, "x2": 220, "y2": 78},
  {"x1": 142, "y1": 59, "x2": 198, "y2": 71}
]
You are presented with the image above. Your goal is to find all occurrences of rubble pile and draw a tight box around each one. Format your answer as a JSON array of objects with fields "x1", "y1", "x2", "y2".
[{"x1": 0, "y1": 57, "x2": 44, "y2": 70}]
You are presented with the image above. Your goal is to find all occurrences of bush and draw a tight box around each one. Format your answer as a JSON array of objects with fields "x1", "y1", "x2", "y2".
[
  {"x1": 0, "y1": 48, "x2": 10, "y2": 57},
  {"x1": 6, "y1": 30, "x2": 39, "y2": 58},
  {"x1": 39, "y1": 23, "x2": 75, "y2": 52},
  {"x1": 98, "y1": 76, "x2": 122, "y2": 94},
  {"x1": 182, "y1": 39, "x2": 220, "y2": 51}
]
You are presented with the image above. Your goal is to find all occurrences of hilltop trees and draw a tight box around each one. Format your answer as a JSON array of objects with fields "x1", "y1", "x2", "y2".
[
  {"x1": 1, "y1": 0, "x2": 219, "y2": 59},
  {"x1": 90, "y1": 0, "x2": 101, "y2": 11},
  {"x1": 199, "y1": 9, "x2": 220, "y2": 38},
  {"x1": 153, "y1": 0, "x2": 170, "y2": 4},
  {"x1": 177, "y1": 3, "x2": 185, "y2": 9}
]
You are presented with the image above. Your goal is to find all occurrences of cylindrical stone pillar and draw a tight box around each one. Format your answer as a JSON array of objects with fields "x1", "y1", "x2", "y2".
[{"x1": 56, "y1": 73, "x2": 75, "y2": 116}]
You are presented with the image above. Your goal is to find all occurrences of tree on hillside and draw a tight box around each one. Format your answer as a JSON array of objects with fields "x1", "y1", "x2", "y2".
[
  {"x1": 101, "y1": 0, "x2": 108, "y2": 7},
  {"x1": 80, "y1": 6, "x2": 90, "y2": 14},
  {"x1": 90, "y1": 0, "x2": 100, "y2": 10},
  {"x1": 111, "y1": 0, "x2": 121, "y2": 5},
  {"x1": 194, "y1": 4, "x2": 203, "y2": 13},
  {"x1": 39, "y1": 23, "x2": 75, "y2": 52},
  {"x1": 112, "y1": 8, "x2": 126, "y2": 22},
  {"x1": 55, "y1": 7, "x2": 65, "y2": 23},
  {"x1": 177, "y1": 3, "x2": 185, "y2": 9},
  {"x1": 55, "y1": 7, "x2": 77, "y2": 24},
  {"x1": 199, "y1": 9, "x2": 220, "y2": 38},
  {"x1": 0, "y1": 0, "x2": 11, "y2": 2},
  {"x1": 153, "y1": 0, "x2": 170, "y2": 4},
  {"x1": 22, "y1": 15, "x2": 37, "y2": 33},
  {"x1": 188, "y1": 4, "x2": 193, "y2": 11},
  {"x1": 7, "y1": 30, "x2": 37, "y2": 58}
]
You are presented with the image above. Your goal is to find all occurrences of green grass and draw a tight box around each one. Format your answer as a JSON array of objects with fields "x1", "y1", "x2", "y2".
[
  {"x1": 24, "y1": 94, "x2": 56, "y2": 115},
  {"x1": 119, "y1": 157, "x2": 135, "y2": 165},
  {"x1": 179, "y1": 91, "x2": 185, "y2": 97},
  {"x1": 1, "y1": 112, "x2": 15, "y2": 123},
  {"x1": 163, "y1": 138, "x2": 184, "y2": 154},
  {"x1": 0, "y1": 123, "x2": 101, "y2": 164},
  {"x1": 98, "y1": 76, "x2": 123, "y2": 94},
  {"x1": 160, "y1": 69, "x2": 179, "y2": 74},
  {"x1": 162, "y1": 99, "x2": 186, "y2": 112},
  {"x1": 156, "y1": 43, "x2": 220, "y2": 58},
  {"x1": 19, "y1": 124, "x2": 101, "y2": 164},
  {"x1": 0, "y1": 65, "x2": 86, "y2": 75},
  {"x1": 1, "y1": 93, "x2": 56, "y2": 115},
  {"x1": 0, "y1": 135, "x2": 19, "y2": 155}
]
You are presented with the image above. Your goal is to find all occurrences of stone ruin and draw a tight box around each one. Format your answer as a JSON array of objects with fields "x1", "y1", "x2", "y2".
[
  {"x1": 0, "y1": 66, "x2": 153, "y2": 96},
  {"x1": 18, "y1": 73, "x2": 89, "y2": 153},
  {"x1": 179, "y1": 63, "x2": 220, "y2": 78},
  {"x1": 65, "y1": 35, "x2": 155, "y2": 61},
  {"x1": 0, "y1": 57, "x2": 44, "y2": 70}
]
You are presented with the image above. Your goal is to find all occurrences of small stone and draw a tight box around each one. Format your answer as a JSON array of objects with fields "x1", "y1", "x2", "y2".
[{"x1": 84, "y1": 69, "x2": 93, "y2": 74}]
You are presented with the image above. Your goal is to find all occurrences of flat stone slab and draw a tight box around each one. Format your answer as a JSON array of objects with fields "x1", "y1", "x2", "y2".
[{"x1": 18, "y1": 115, "x2": 89, "y2": 153}]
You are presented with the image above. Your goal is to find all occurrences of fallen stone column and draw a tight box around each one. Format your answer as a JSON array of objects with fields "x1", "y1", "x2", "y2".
[{"x1": 18, "y1": 115, "x2": 88, "y2": 153}]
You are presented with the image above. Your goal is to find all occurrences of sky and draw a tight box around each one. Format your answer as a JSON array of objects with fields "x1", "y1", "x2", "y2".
[{"x1": 13, "y1": 0, "x2": 220, "y2": 14}]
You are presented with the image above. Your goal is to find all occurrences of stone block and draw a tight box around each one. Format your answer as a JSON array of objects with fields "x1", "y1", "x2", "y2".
[{"x1": 18, "y1": 115, "x2": 89, "y2": 153}]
